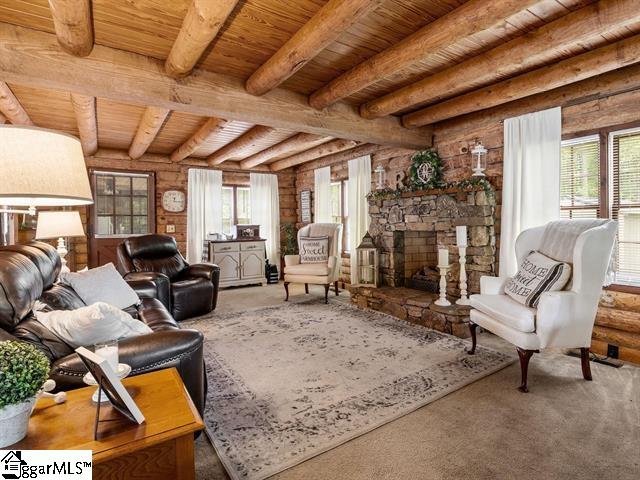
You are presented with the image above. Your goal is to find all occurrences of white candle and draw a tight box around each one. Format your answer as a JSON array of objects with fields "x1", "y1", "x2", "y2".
[
  {"x1": 438, "y1": 247, "x2": 449, "y2": 267},
  {"x1": 456, "y1": 226, "x2": 468, "y2": 247},
  {"x1": 96, "y1": 345, "x2": 119, "y2": 371}
]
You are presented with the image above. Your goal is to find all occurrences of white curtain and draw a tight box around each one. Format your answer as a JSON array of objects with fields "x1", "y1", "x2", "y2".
[
  {"x1": 348, "y1": 155, "x2": 372, "y2": 284},
  {"x1": 250, "y1": 173, "x2": 280, "y2": 266},
  {"x1": 314, "y1": 166, "x2": 332, "y2": 223},
  {"x1": 500, "y1": 107, "x2": 562, "y2": 276},
  {"x1": 186, "y1": 168, "x2": 222, "y2": 264}
]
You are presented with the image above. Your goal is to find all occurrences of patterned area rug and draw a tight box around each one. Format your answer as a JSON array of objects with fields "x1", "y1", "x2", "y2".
[{"x1": 185, "y1": 300, "x2": 514, "y2": 480}]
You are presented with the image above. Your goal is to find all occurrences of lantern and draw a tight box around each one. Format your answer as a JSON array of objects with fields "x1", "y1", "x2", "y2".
[
  {"x1": 374, "y1": 164, "x2": 386, "y2": 190},
  {"x1": 355, "y1": 232, "x2": 379, "y2": 287},
  {"x1": 471, "y1": 139, "x2": 487, "y2": 177}
]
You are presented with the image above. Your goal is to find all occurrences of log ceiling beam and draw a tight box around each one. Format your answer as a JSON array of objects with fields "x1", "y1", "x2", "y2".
[
  {"x1": 239, "y1": 132, "x2": 330, "y2": 170},
  {"x1": 170, "y1": 117, "x2": 229, "y2": 162},
  {"x1": 269, "y1": 138, "x2": 360, "y2": 171},
  {"x1": 404, "y1": 33, "x2": 640, "y2": 128},
  {"x1": 207, "y1": 125, "x2": 276, "y2": 165},
  {"x1": 48, "y1": 0, "x2": 94, "y2": 57},
  {"x1": 245, "y1": 0, "x2": 383, "y2": 96},
  {"x1": 0, "y1": 24, "x2": 431, "y2": 149},
  {"x1": 308, "y1": 0, "x2": 541, "y2": 110},
  {"x1": 165, "y1": 0, "x2": 240, "y2": 78},
  {"x1": 361, "y1": 0, "x2": 640, "y2": 119},
  {"x1": 70, "y1": 93, "x2": 97, "y2": 155},
  {"x1": 0, "y1": 81, "x2": 33, "y2": 125},
  {"x1": 296, "y1": 144, "x2": 392, "y2": 173},
  {"x1": 128, "y1": 106, "x2": 170, "y2": 159}
]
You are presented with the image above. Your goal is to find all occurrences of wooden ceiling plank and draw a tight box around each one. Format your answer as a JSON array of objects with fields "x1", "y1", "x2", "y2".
[
  {"x1": 239, "y1": 132, "x2": 331, "y2": 170},
  {"x1": 269, "y1": 138, "x2": 360, "y2": 171},
  {"x1": 165, "y1": 0, "x2": 240, "y2": 78},
  {"x1": 0, "y1": 24, "x2": 431, "y2": 149},
  {"x1": 48, "y1": 0, "x2": 94, "y2": 56},
  {"x1": 308, "y1": 0, "x2": 542, "y2": 110},
  {"x1": 245, "y1": 0, "x2": 384, "y2": 96},
  {"x1": 128, "y1": 106, "x2": 170, "y2": 159},
  {"x1": 207, "y1": 125, "x2": 276, "y2": 165},
  {"x1": 361, "y1": 0, "x2": 640, "y2": 118},
  {"x1": 0, "y1": 81, "x2": 34, "y2": 125},
  {"x1": 70, "y1": 93, "x2": 97, "y2": 155},
  {"x1": 170, "y1": 117, "x2": 229, "y2": 162},
  {"x1": 403, "y1": 33, "x2": 640, "y2": 127}
]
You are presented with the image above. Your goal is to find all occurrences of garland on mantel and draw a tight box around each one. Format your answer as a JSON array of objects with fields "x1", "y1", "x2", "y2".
[{"x1": 367, "y1": 176, "x2": 494, "y2": 201}]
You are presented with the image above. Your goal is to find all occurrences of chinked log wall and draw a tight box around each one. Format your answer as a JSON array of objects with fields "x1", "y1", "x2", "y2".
[{"x1": 295, "y1": 69, "x2": 640, "y2": 363}]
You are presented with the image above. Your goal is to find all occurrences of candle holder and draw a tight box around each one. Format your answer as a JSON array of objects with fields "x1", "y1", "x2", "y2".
[
  {"x1": 456, "y1": 246, "x2": 470, "y2": 305},
  {"x1": 435, "y1": 264, "x2": 451, "y2": 307}
]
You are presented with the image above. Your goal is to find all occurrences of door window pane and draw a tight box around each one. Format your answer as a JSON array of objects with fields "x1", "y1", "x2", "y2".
[
  {"x1": 132, "y1": 216, "x2": 148, "y2": 234},
  {"x1": 97, "y1": 216, "x2": 114, "y2": 235},
  {"x1": 96, "y1": 176, "x2": 114, "y2": 195},
  {"x1": 93, "y1": 172, "x2": 151, "y2": 236},
  {"x1": 115, "y1": 216, "x2": 131, "y2": 234},
  {"x1": 132, "y1": 177, "x2": 148, "y2": 196},
  {"x1": 222, "y1": 186, "x2": 234, "y2": 235},
  {"x1": 132, "y1": 196, "x2": 147, "y2": 215},
  {"x1": 115, "y1": 197, "x2": 131, "y2": 215},
  {"x1": 97, "y1": 196, "x2": 114, "y2": 215},
  {"x1": 115, "y1": 176, "x2": 131, "y2": 195},
  {"x1": 236, "y1": 187, "x2": 251, "y2": 225}
]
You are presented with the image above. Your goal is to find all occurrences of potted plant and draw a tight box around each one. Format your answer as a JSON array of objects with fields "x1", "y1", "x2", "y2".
[
  {"x1": 0, "y1": 340, "x2": 50, "y2": 447},
  {"x1": 280, "y1": 223, "x2": 299, "y2": 280}
]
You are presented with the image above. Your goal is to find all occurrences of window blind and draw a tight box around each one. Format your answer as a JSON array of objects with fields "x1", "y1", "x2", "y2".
[
  {"x1": 560, "y1": 135, "x2": 600, "y2": 219},
  {"x1": 610, "y1": 129, "x2": 640, "y2": 285}
]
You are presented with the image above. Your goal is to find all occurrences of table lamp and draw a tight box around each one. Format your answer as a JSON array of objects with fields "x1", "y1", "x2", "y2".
[
  {"x1": 0, "y1": 125, "x2": 93, "y2": 245},
  {"x1": 36, "y1": 211, "x2": 86, "y2": 273}
]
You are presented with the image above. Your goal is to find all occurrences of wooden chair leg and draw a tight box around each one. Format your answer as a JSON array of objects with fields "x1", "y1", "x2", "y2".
[
  {"x1": 324, "y1": 284, "x2": 329, "y2": 304},
  {"x1": 304, "y1": 283, "x2": 309, "y2": 294},
  {"x1": 516, "y1": 348, "x2": 536, "y2": 393},
  {"x1": 467, "y1": 322, "x2": 477, "y2": 355},
  {"x1": 580, "y1": 347, "x2": 593, "y2": 381},
  {"x1": 284, "y1": 282, "x2": 290, "y2": 301},
  {"x1": 334, "y1": 281, "x2": 339, "y2": 296}
]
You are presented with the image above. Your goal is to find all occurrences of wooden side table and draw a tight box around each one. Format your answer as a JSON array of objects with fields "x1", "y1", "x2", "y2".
[{"x1": 13, "y1": 368, "x2": 204, "y2": 480}]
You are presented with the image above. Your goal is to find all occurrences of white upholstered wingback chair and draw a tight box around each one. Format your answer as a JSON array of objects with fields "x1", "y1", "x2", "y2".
[
  {"x1": 469, "y1": 220, "x2": 617, "y2": 392},
  {"x1": 284, "y1": 223, "x2": 343, "y2": 303}
]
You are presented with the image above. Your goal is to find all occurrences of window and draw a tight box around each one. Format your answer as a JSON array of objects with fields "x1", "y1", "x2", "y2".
[
  {"x1": 560, "y1": 126, "x2": 640, "y2": 287},
  {"x1": 93, "y1": 171, "x2": 153, "y2": 236},
  {"x1": 222, "y1": 185, "x2": 251, "y2": 235},
  {"x1": 330, "y1": 181, "x2": 349, "y2": 253}
]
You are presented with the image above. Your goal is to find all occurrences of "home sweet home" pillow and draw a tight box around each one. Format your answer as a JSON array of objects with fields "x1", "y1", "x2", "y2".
[
  {"x1": 504, "y1": 251, "x2": 572, "y2": 308},
  {"x1": 299, "y1": 236, "x2": 329, "y2": 264}
]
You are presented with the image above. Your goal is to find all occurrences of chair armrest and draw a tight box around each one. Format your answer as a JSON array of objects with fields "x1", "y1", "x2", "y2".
[
  {"x1": 536, "y1": 291, "x2": 587, "y2": 349},
  {"x1": 480, "y1": 276, "x2": 510, "y2": 295},
  {"x1": 285, "y1": 255, "x2": 300, "y2": 266},
  {"x1": 182, "y1": 263, "x2": 220, "y2": 281},
  {"x1": 124, "y1": 272, "x2": 171, "y2": 312}
]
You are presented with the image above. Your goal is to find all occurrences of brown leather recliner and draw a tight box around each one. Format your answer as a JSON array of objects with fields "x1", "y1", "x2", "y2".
[
  {"x1": 0, "y1": 242, "x2": 206, "y2": 416},
  {"x1": 117, "y1": 234, "x2": 220, "y2": 321}
]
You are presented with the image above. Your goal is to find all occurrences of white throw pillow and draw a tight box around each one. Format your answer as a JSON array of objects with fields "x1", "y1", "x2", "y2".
[
  {"x1": 60, "y1": 263, "x2": 140, "y2": 309},
  {"x1": 35, "y1": 302, "x2": 152, "y2": 348},
  {"x1": 299, "y1": 236, "x2": 329, "y2": 264},
  {"x1": 505, "y1": 251, "x2": 572, "y2": 308}
]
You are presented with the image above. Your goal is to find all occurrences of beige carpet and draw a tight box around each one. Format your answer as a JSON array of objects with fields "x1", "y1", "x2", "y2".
[{"x1": 194, "y1": 283, "x2": 640, "y2": 480}]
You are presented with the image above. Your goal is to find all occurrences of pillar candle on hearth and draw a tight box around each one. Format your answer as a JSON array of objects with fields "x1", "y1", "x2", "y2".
[
  {"x1": 438, "y1": 247, "x2": 449, "y2": 267},
  {"x1": 456, "y1": 225, "x2": 468, "y2": 247}
]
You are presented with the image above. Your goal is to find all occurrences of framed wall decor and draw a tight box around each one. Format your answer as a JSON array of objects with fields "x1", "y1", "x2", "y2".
[{"x1": 300, "y1": 190, "x2": 312, "y2": 224}]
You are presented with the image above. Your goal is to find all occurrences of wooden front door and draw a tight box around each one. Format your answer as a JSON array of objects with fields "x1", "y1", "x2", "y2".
[{"x1": 88, "y1": 169, "x2": 156, "y2": 268}]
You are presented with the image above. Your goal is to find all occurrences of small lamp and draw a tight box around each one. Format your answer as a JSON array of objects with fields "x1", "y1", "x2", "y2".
[
  {"x1": 355, "y1": 232, "x2": 379, "y2": 287},
  {"x1": 374, "y1": 164, "x2": 386, "y2": 190},
  {"x1": 36, "y1": 211, "x2": 85, "y2": 273},
  {"x1": 471, "y1": 139, "x2": 487, "y2": 177}
]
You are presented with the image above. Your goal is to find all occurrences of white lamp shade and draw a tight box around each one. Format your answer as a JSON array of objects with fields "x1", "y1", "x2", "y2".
[
  {"x1": 0, "y1": 125, "x2": 93, "y2": 206},
  {"x1": 36, "y1": 211, "x2": 85, "y2": 239}
]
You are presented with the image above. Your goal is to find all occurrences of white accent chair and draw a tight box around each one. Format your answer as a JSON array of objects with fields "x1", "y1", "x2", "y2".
[
  {"x1": 284, "y1": 223, "x2": 343, "y2": 303},
  {"x1": 469, "y1": 220, "x2": 617, "y2": 392}
]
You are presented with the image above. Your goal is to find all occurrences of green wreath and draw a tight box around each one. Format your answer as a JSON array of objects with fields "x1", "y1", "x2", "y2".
[{"x1": 408, "y1": 150, "x2": 443, "y2": 189}]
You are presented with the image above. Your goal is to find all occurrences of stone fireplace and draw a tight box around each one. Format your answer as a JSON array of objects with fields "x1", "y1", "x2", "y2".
[{"x1": 367, "y1": 187, "x2": 497, "y2": 296}]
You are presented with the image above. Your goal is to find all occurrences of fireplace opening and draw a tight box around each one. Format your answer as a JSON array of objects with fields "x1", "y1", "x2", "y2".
[{"x1": 403, "y1": 231, "x2": 439, "y2": 292}]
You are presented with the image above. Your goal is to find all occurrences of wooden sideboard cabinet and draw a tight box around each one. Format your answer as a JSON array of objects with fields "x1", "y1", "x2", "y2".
[{"x1": 208, "y1": 239, "x2": 266, "y2": 288}]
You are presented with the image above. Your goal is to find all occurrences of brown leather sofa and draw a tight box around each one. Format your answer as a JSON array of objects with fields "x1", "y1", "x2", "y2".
[
  {"x1": 0, "y1": 242, "x2": 206, "y2": 416},
  {"x1": 117, "y1": 234, "x2": 220, "y2": 321}
]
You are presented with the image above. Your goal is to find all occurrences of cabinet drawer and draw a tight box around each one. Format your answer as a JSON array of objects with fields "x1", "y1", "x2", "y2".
[
  {"x1": 240, "y1": 242, "x2": 265, "y2": 252},
  {"x1": 211, "y1": 242, "x2": 239, "y2": 253}
]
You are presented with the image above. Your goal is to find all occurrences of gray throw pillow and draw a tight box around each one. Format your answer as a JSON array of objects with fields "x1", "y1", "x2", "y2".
[
  {"x1": 299, "y1": 236, "x2": 329, "y2": 264},
  {"x1": 505, "y1": 251, "x2": 572, "y2": 308},
  {"x1": 60, "y1": 263, "x2": 140, "y2": 309}
]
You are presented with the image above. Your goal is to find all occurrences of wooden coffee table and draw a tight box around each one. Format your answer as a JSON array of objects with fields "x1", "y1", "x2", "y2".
[{"x1": 13, "y1": 368, "x2": 204, "y2": 480}]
